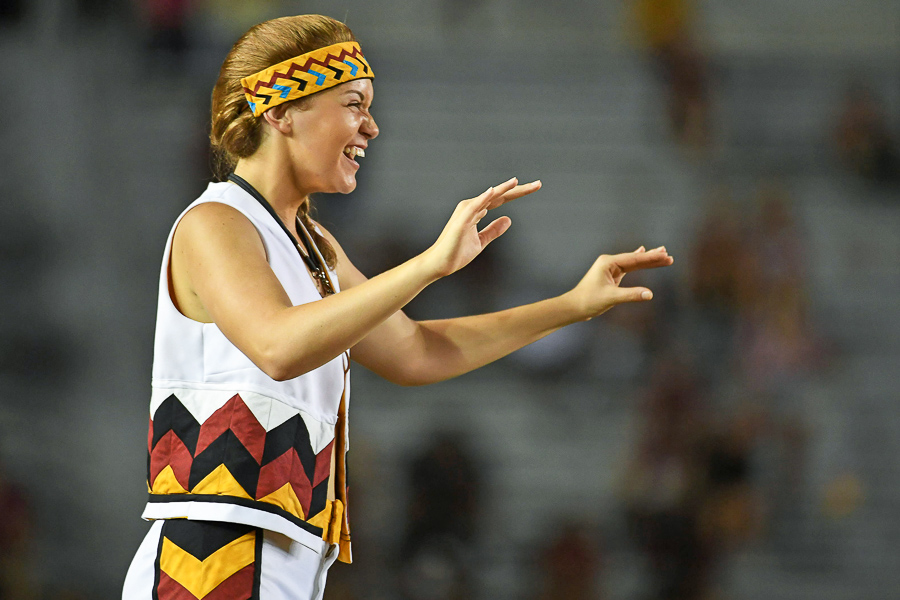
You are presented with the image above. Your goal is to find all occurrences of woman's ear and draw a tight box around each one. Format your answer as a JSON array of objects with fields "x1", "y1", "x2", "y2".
[{"x1": 261, "y1": 104, "x2": 293, "y2": 134}]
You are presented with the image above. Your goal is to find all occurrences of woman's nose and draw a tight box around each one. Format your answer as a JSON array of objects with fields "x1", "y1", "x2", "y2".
[{"x1": 362, "y1": 112, "x2": 379, "y2": 139}]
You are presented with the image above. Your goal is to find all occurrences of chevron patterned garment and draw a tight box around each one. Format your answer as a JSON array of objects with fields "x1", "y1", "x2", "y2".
[
  {"x1": 154, "y1": 520, "x2": 262, "y2": 600},
  {"x1": 123, "y1": 518, "x2": 340, "y2": 600},
  {"x1": 145, "y1": 386, "x2": 350, "y2": 561},
  {"x1": 241, "y1": 41, "x2": 373, "y2": 117},
  {"x1": 143, "y1": 182, "x2": 353, "y2": 565}
]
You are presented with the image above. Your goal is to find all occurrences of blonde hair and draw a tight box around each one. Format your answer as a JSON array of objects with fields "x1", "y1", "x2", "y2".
[{"x1": 210, "y1": 15, "x2": 357, "y2": 267}]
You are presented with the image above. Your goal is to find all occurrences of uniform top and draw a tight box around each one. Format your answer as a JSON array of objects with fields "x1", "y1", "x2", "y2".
[
  {"x1": 152, "y1": 181, "x2": 347, "y2": 426},
  {"x1": 144, "y1": 181, "x2": 352, "y2": 557}
]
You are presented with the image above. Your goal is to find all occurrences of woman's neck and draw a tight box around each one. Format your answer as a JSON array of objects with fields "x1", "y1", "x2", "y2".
[{"x1": 233, "y1": 156, "x2": 310, "y2": 236}]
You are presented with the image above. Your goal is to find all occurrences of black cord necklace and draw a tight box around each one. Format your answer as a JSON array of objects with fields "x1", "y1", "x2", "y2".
[{"x1": 227, "y1": 173, "x2": 335, "y2": 296}]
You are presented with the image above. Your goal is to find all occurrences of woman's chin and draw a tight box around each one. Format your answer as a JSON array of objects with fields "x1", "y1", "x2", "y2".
[{"x1": 333, "y1": 177, "x2": 358, "y2": 195}]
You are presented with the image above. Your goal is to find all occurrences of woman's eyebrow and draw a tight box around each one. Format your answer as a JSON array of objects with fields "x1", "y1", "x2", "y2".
[{"x1": 343, "y1": 89, "x2": 372, "y2": 106}]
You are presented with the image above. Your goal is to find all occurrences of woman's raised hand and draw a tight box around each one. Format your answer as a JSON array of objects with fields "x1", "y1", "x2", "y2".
[
  {"x1": 422, "y1": 177, "x2": 541, "y2": 279},
  {"x1": 565, "y1": 246, "x2": 675, "y2": 320}
]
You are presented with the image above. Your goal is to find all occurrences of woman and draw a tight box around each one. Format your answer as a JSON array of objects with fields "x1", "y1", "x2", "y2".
[{"x1": 122, "y1": 14, "x2": 673, "y2": 600}]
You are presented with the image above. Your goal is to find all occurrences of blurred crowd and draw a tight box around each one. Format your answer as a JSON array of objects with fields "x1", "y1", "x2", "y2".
[{"x1": 0, "y1": 1, "x2": 896, "y2": 599}]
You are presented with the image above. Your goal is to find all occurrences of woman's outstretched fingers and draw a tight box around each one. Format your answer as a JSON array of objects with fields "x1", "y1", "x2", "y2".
[
  {"x1": 613, "y1": 249, "x2": 674, "y2": 273},
  {"x1": 478, "y1": 216, "x2": 512, "y2": 246},
  {"x1": 494, "y1": 180, "x2": 542, "y2": 206},
  {"x1": 610, "y1": 285, "x2": 655, "y2": 305},
  {"x1": 483, "y1": 177, "x2": 518, "y2": 206}
]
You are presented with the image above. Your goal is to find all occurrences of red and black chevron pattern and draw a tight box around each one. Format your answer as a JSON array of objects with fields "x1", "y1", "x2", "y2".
[{"x1": 148, "y1": 393, "x2": 334, "y2": 530}]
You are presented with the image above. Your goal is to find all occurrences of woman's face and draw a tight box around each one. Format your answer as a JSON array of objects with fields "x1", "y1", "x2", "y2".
[{"x1": 285, "y1": 79, "x2": 378, "y2": 195}]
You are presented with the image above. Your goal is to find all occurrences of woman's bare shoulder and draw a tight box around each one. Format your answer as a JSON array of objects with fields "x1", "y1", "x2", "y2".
[{"x1": 176, "y1": 201, "x2": 262, "y2": 246}]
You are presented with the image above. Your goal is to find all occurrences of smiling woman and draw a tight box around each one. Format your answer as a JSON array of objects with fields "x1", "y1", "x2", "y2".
[{"x1": 121, "y1": 13, "x2": 673, "y2": 600}]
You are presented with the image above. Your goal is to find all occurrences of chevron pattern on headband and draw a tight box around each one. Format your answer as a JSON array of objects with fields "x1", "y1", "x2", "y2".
[{"x1": 241, "y1": 41, "x2": 373, "y2": 117}]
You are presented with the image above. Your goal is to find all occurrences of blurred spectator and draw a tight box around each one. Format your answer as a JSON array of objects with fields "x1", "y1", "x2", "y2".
[
  {"x1": 736, "y1": 183, "x2": 822, "y2": 394},
  {"x1": 399, "y1": 431, "x2": 483, "y2": 600},
  {"x1": 633, "y1": 0, "x2": 711, "y2": 150},
  {"x1": 398, "y1": 535, "x2": 471, "y2": 600},
  {"x1": 624, "y1": 358, "x2": 766, "y2": 599},
  {"x1": 532, "y1": 521, "x2": 603, "y2": 600},
  {"x1": 622, "y1": 356, "x2": 712, "y2": 600},
  {"x1": 689, "y1": 186, "x2": 750, "y2": 316},
  {"x1": 735, "y1": 281, "x2": 818, "y2": 395},
  {"x1": 744, "y1": 181, "x2": 805, "y2": 295},
  {"x1": 834, "y1": 82, "x2": 900, "y2": 184},
  {"x1": 140, "y1": 0, "x2": 195, "y2": 73},
  {"x1": 0, "y1": 453, "x2": 36, "y2": 599},
  {"x1": 687, "y1": 187, "x2": 751, "y2": 378},
  {"x1": 696, "y1": 411, "x2": 763, "y2": 555},
  {"x1": 403, "y1": 431, "x2": 481, "y2": 550}
]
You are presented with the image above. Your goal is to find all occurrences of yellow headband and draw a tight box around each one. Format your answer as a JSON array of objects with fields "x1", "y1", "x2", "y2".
[{"x1": 241, "y1": 41, "x2": 373, "y2": 117}]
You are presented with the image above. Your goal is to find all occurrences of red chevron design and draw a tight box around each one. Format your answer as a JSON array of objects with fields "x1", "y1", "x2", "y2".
[
  {"x1": 195, "y1": 395, "x2": 266, "y2": 463},
  {"x1": 157, "y1": 563, "x2": 255, "y2": 600},
  {"x1": 245, "y1": 46, "x2": 367, "y2": 96},
  {"x1": 150, "y1": 429, "x2": 193, "y2": 490},
  {"x1": 314, "y1": 439, "x2": 334, "y2": 487},
  {"x1": 257, "y1": 448, "x2": 312, "y2": 511},
  {"x1": 156, "y1": 572, "x2": 199, "y2": 600},
  {"x1": 204, "y1": 564, "x2": 255, "y2": 600}
]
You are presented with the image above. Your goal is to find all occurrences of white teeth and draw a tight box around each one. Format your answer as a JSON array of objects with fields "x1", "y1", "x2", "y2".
[
  {"x1": 343, "y1": 147, "x2": 364, "y2": 159},
  {"x1": 356, "y1": 148, "x2": 365, "y2": 158}
]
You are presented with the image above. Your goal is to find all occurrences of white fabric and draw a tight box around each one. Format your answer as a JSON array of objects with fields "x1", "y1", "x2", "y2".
[
  {"x1": 140, "y1": 501, "x2": 326, "y2": 554},
  {"x1": 122, "y1": 521, "x2": 339, "y2": 600},
  {"x1": 151, "y1": 181, "x2": 347, "y2": 425}
]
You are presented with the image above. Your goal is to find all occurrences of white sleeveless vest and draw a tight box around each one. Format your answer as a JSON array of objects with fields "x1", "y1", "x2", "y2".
[{"x1": 142, "y1": 181, "x2": 352, "y2": 561}]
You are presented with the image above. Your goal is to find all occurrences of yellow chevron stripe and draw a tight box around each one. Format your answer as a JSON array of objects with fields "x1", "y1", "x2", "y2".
[
  {"x1": 306, "y1": 500, "x2": 343, "y2": 544},
  {"x1": 258, "y1": 482, "x2": 306, "y2": 520},
  {"x1": 190, "y1": 464, "x2": 253, "y2": 499},
  {"x1": 159, "y1": 532, "x2": 255, "y2": 598},
  {"x1": 305, "y1": 500, "x2": 333, "y2": 533},
  {"x1": 151, "y1": 465, "x2": 188, "y2": 495}
]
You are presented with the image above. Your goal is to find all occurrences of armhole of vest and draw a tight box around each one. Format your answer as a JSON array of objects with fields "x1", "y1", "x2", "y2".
[{"x1": 164, "y1": 200, "x2": 270, "y2": 323}]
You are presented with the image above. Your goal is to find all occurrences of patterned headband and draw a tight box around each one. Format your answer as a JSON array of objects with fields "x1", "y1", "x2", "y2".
[{"x1": 241, "y1": 41, "x2": 374, "y2": 117}]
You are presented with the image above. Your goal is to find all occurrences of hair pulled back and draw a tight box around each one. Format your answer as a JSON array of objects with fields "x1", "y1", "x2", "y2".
[{"x1": 210, "y1": 15, "x2": 356, "y2": 268}]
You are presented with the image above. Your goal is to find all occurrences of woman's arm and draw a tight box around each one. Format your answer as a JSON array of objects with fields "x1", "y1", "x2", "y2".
[
  {"x1": 170, "y1": 178, "x2": 532, "y2": 381},
  {"x1": 328, "y1": 227, "x2": 674, "y2": 386}
]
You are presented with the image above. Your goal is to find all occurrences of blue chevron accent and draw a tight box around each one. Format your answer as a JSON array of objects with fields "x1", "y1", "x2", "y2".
[
  {"x1": 272, "y1": 84, "x2": 291, "y2": 98},
  {"x1": 342, "y1": 60, "x2": 358, "y2": 76},
  {"x1": 308, "y1": 68, "x2": 327, "y2": 86},
  {"x1": 248, "y1": 100, "x2": 257, "y2": 114}
]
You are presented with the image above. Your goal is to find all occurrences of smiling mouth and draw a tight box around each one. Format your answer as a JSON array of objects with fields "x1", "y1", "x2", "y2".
[{"x1": 343, "y1": 147, "x2": 365, "y2": 159}]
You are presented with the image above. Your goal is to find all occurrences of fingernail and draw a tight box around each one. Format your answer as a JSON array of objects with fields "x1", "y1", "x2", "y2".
[
  {"x1": 641, "y1": 291, "x2": 653, "y2": 300},
  {"x1": 656, "y1": 246, "x2": 666, "y2": 251}
]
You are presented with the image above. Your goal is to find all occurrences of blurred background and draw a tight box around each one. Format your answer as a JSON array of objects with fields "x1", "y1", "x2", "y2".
[{"x1": 0, "y1": 0, "x2": 898, "y2": 598}]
